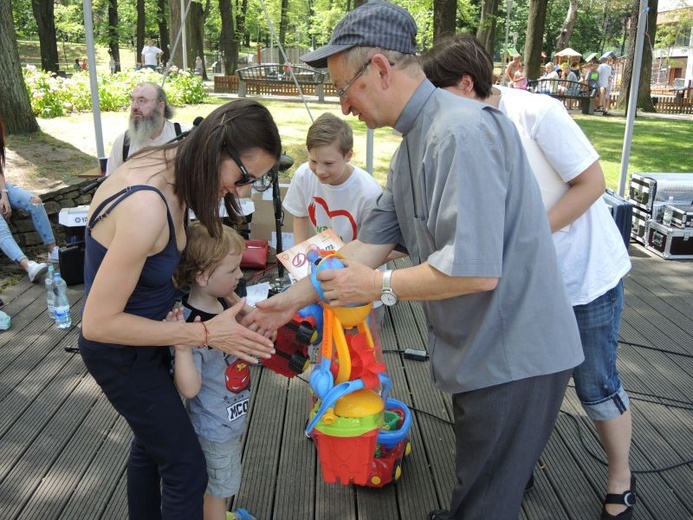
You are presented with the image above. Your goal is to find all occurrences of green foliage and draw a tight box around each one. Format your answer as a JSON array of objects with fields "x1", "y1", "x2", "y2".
[{"x1": 23, "y1": 67, "x2": 207, "y2": 118}]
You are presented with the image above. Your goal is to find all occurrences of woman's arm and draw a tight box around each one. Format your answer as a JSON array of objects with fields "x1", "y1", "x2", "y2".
[{"x1": 82, "y1": 191, "x2": 275, "y2": 363}]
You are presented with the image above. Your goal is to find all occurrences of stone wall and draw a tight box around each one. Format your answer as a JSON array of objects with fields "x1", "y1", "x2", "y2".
[{"x1": 4, "y1": 179, "x2": 95, "y2": 256}]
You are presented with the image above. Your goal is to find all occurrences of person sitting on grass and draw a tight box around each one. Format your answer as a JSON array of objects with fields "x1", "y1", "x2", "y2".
[
  {"x1": 171, "y1": 221, "x2": 257, "y2": 520},
  {"x1": 0, "y1": 116, "x2": 59, "y2": 283}
]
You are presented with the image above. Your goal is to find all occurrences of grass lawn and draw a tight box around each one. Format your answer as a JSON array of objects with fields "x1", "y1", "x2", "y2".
[{"x1": 572, "y1": 114, "x2": 692, "y2": 189}]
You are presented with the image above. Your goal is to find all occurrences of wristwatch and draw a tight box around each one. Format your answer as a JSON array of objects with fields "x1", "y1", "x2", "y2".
[{"x1": 380, "y1": 270, "x2": 398, "y2": 306}]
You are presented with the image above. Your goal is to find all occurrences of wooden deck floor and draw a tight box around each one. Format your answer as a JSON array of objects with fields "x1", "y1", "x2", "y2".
[{"x1": 0, "y1": 243, "x2": 691, "y2": 520}]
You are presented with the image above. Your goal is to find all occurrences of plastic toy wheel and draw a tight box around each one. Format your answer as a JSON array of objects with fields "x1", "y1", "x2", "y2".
[
  {"x1": 392, "y1": 460, "x2": 402, "y2": 482},
  {"x1": 295, "y1": 323, "x2": 315, "y2": 344},
  {"x1": 289, "y1": 353, "x2": 310, "y2": 374},
  {"x1": 404, "y1": 441, "x2": 412, "y2": 457}
]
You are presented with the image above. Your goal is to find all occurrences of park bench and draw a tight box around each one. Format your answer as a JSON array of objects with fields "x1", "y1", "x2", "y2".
[
  {"x1": 236, "y1": 64, "x2": 326, "y2": 101},
  {"x1": 527, "y1": 78, "x2": 598, "y2": 115}
]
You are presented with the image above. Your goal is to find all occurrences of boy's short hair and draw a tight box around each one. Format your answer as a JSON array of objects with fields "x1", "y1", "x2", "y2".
[
  {"x1": 306, "y1": 113, "x2": 353, "y2": 156},
  {"x1": 174, "y1": 222, "x2": 245, "y2": 287}
]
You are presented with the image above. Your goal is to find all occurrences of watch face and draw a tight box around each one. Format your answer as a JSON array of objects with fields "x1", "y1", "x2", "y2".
[{"x1": 381, "y1": 290, "x2": 398, "y2": 306}]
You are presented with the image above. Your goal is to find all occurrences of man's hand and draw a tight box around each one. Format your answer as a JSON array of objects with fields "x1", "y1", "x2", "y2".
[{"x1": 316, "y1": 258, "x2": 379, "y2": 308}]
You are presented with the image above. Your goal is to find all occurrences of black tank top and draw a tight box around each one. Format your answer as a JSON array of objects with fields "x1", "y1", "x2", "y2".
[{"x1": 83, "y1": 185, "x2": 180, "y2": 321}]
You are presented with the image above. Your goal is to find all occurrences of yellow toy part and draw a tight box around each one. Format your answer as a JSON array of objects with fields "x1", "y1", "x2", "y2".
[{"x1": 333, "y1": 388, "x2": 384, "y2": 418}]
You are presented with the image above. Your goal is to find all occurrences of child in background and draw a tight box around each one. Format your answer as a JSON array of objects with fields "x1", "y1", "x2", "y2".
[
  {"x1": 282, "y1": 112, "x2": 386, "y2": 326},
  {"x1": 172, "y1": 222, "x2": 256, "y2": 520},
  {"x1": 513, "y1": 68, "x2": 527, "y2": 90},
  {"x1": 283, "y1": 112, "x2": 382, "y2": 245}
]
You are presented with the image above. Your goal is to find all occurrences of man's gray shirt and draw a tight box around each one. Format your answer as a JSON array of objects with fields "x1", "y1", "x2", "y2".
[{"x1": 360, "y1": 80, "x2": 583, "y2": 393}]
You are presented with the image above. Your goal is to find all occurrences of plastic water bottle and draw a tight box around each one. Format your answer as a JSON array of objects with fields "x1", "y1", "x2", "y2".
[
  {"x1": 663, "y1": 196, "x2": 674, "y2": 226},
  {"x1": 45, "y1": 265, "x2": 56, "y2": 321},
  {"x1": 53, "y1": 271, "x2": 72, "y2": 329}
]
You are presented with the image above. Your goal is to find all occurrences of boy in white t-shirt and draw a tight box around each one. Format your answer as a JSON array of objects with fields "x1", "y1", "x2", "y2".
[
  {"x1": 283, "y1": 112, "x2": 385, "y2": 324},
  {"x1": 283, "y1": 112, "x2": 382, "y2": 245}
]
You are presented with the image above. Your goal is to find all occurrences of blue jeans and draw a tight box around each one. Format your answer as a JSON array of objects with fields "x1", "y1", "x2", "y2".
[
  {"x1": 572, "y1": 280, "x2": 630, "y2": 421},
  {"x1": 0, "y1": 183, "x2": 56, "y2": 263}
]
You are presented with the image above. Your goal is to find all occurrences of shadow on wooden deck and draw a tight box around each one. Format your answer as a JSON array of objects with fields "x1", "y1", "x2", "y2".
[{"x1": 0, "y1": 243, "x2": 691, "y2": 519}]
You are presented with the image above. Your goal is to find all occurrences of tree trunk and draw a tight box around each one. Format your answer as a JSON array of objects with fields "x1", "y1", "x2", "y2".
[
  {"x1": 137, "y1": 0, "x2": 145, "y2": 66},
  {"x1": 157, "y1": 0, "x2": 171, "y2": 65},
  {"x1": 434, "y1": 0, "x2": 458, "y2": 44},
  {"x1": 107, "y1": 0, "x2": 121, "y2": 73},
  {"x1": 189, "y1": 0, "x2": 210, "y2": 78},
  {"x1": 555, "y1": 0, "x2": 579, "y2": 53},
  {"x1": 279, "y1": 0, "x2": 289, "y2": 47},
  {"x1": 476, "y1": 0, "x2": 499, "y2": 57},
  {"x1": 169, "y1": 0, "x2": 182, "y2": 67},
  {"x1": 219, "y1": 0, "x2": 238, "y2": 75},
  {"x1": 615, "y1": 0, "x2": 658, "y2": 112},
  {"x1": 524, "y1": 0, "x2": 549, "y2": 80},
  {"x1": 31, "y1": 0, "x2": 59, "y2": 72},
  {"x1": 0, "y1": 0, "x2": 39, "y2": 134}
]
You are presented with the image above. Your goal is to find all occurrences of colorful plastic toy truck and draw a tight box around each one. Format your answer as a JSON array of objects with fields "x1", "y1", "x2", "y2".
[{"x1": 304, "y1": 249, "x2": 412, "y2": 487}]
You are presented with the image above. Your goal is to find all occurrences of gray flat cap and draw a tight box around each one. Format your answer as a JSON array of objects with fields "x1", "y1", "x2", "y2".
[{"x1": 300, "y1": 1, "x2": 417, "y2": 69}]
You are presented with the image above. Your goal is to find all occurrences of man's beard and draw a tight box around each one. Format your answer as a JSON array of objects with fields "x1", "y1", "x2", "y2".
[{"x1": 128, "y1": 109, "x2": 163, "y2": 147}]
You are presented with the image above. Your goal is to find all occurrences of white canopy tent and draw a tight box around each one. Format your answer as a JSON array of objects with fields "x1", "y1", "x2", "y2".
[{"x1": 555, "y1": 47, "x2": 582, "y2": 58}]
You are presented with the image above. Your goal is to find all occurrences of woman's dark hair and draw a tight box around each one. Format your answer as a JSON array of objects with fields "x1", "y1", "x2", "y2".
[
  {"x1": 0, "y1": 116, "x2": 6, "y2": 175},
  {"x1": 172, "y1": 99, "x2": 281, "y2": 237},
  {"x1": 421, "y1": 34, "x2": 494, "y2": 100}
]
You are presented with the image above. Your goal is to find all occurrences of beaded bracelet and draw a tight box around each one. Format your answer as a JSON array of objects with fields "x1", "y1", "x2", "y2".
[{"x1": 200, "y1": 321, "x2": 209, "y2": 347}]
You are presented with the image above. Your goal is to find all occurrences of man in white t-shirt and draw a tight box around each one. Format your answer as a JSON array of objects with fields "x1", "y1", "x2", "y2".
[
  {"x1": 597, "y1": 57, "x2": 614, "y2": 115},
  {"x1": 141, "y1": 38, "x2": 163, "y2": 70},
  {"x1": 106, "y1": 82, "x2": 182, "y2": 175}
]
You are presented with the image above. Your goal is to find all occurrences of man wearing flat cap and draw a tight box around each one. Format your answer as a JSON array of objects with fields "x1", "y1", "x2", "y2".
[{"x1": 248, "y1": 2, "x2": 583, "y2": 518}]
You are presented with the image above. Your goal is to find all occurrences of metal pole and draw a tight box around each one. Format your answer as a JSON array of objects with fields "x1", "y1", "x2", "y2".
[
  {"x1": 180, "y1": 0, "x2": 188, "y2": 70},
  {"x1": 500, "y1": 0, "x2": 514, "y2": 86},
  {"x1": 617, "y1": 0, "x2": 649, "y2": 197},
  {"x1": 82, "y1": 0, "x2": 105, "y2": 161}
]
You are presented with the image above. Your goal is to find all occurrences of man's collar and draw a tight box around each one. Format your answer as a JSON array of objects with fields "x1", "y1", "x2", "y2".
[{"x1": 393, "y1": 79, "x2": 436, "y2": 137}]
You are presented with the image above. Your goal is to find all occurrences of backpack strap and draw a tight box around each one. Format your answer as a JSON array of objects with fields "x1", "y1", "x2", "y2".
[
  {"x1": 122, "y1": 122, "x2": 180, "y2": 164},
  {"x1": 122, "y1": 131, "x2": 130, "y2": 162}
]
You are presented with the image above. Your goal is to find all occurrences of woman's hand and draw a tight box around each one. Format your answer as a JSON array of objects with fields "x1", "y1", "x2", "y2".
[
  {"x1": 206, "y1": 299, "x2": 275, "y2": 364},
  {"x1": 0, "y1": 196, "x2": 11, "y2": 219},
  {"x1": 243, "y1": 293, "x2": 300, "y2": 337}
]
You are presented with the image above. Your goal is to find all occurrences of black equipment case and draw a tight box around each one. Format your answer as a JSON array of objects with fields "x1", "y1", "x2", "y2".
[
  {"x1": 645, "y1": 221, "x2": 693, "y2": 260},
  {"x1": 628, "y1": 173, "x2": 693, "y2": 213},
  {"x1": 669, "y1": 204, "x2": 693, "y2": 229},
  {"x1": 602, "y1": 189, "x2": 632, "y2": 249},
  {"x1": 631, "y1": 205, "x2": 650, "y2": 244}
]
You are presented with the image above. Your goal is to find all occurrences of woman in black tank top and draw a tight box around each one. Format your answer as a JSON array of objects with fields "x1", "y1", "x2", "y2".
[{"x1": 78, "y1": 99, "x2": 281, "y2": 520}]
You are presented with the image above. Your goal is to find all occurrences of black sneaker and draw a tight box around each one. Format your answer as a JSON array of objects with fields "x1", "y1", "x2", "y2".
[{"x1": 427, "y1": 511, "x2": 454, "y2": 520}]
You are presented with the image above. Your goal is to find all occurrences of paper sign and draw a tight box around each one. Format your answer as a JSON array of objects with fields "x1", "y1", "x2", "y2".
[{"x1": 276, "y1": 229, "x2": 345, "y2": 280}]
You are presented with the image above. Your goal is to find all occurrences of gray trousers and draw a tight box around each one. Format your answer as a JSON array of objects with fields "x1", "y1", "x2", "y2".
[{"x1": 450, "y1": 369, "x2": 572, "y2": 519}]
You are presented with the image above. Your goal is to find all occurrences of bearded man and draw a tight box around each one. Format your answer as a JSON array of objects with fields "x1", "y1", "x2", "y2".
[{"x1": 106, "y1": 82, "x2": 182, "y2": 175}]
